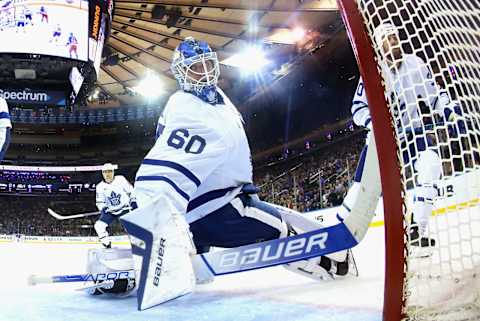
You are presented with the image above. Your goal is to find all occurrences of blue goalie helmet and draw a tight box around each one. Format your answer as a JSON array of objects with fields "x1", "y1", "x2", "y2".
[{"x1": 171, "y1": 37, "x2": 220, "y2": 104}]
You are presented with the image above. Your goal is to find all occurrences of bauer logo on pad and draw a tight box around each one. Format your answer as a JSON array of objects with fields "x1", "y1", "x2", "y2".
[{"x1": 218, "y1": 232, "x2": 328, "y2": 269}]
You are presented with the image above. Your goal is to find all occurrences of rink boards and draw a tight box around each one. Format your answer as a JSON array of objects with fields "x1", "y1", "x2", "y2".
[
  {"x1": 0, "y1": 234, "x2": 130, "y2": 245},
  {"x1": 1, "y1": 170, "x2": 479, "y2": 245},
  {"x1": 304, "y1": 169, "x2": 480, "y2": 227}
]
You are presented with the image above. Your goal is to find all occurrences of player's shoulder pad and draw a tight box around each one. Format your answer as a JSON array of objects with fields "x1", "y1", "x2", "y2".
[
  {"x1": 164, "y1": 90, "x2": 202, "y2": 113},
  {"x1": 115, "y1": 175, "x2": 128, "y2": 182},
  {"x1": 163, "y1": 90, "x2": 222, "y2": 131},
  {"x1": 96, "y1": 181, "x2": 106, "y2": 191}
]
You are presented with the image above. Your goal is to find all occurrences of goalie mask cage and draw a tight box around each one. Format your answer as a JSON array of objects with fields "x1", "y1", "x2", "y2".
[{"x1": 338, "y1": 1, "x2": 480, "y2": 320}]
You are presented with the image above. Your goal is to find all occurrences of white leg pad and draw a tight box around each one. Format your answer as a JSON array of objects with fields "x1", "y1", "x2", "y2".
[{"x1": 121, "y1": 199, "x2": 196, "y2": 310}]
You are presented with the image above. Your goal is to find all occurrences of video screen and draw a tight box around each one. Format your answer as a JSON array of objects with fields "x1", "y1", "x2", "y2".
[{"x1": 0, "y1": 0, "x2": 89, "y2": 61}]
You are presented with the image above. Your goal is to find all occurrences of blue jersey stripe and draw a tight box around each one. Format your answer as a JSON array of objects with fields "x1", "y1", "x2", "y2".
[
  {"x1": 352, "y1": 100, "x2": 367, "y2": 107},
  {"x1": 136, "y1": 175, "x2": 190, "y2": 201},
  {"x1": 0, "y1": 112, "x2": 10, "y2": 119},
  {"x1": 364, "y1": 118, "x2": 371, "y2": 128},
  {"x1": 142, "y1": 159, "x2": 201, "y2": 187},
  {"x1": 187, "y1": 186, "x2": 237, "y2": 213},
  {"x1": 352, "y1": 105, "x2": 368, "y2": 117}
]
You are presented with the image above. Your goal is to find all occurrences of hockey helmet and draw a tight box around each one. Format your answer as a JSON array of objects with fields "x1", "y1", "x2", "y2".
[
  {"x1": 171, "y1": 37, "x2": 220, "y2": 104},
  {"x1": 102, "y1": 163, "x2": 115, "y2": 172},
  {"x1": 373, "y1": 22, "x2": 399, "y2": 50}
]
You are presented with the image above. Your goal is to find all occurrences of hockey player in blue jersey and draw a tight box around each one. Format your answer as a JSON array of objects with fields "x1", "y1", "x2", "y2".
[
  {"x1": 0, "y1": 97, "x2": 11, "y2": 162},
  {"x1": 119, "y1": 37, "x2": 352, "y2": 310},
  {"x1": 337, "y1": 23, "x2": 462, "y2": 251}
]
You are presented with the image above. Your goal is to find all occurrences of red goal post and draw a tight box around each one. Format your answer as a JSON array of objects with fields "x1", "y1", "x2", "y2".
[
  {"x1": 337, "y1": 1, "x2": 405, "y2": 320},
  {"x1": 338, "y1": 1, "x2": 480, "y2": 321}
]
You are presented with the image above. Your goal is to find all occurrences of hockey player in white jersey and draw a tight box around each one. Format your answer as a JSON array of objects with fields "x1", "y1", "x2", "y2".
[
  {"x1": 119, "y1": 37, "x2": 352, "y2": 311},
  {"x1": 337, "y1": 22, "x2": 461, "y2": 248},
  {"x1": 94, "y1": 163, "x2": 135, "y2": 248},
  {"x1": 0, "y1": 97, "x2": 11, "y2": 162}
]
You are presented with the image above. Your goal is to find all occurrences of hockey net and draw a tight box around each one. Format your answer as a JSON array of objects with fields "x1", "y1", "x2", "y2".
[{"x1": 339, "y1": 0, "x2": 480, "y2": 320}]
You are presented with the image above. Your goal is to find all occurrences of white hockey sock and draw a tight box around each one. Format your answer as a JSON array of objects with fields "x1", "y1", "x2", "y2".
[
  {"x1": 94, "y1": 220, "x2": 109, "y2": 242},
  {"x1": 413, "y1": 185, "x2": 436, "y2": 236}
]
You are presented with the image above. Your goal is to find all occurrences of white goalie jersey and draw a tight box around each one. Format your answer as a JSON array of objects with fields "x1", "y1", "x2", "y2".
[
  {"x1": 352, "y1": 53, "x2": 452, "y2": 133},
  {"x1": 133, "y1": 88, "x2": 253, "y2": 223},
  {"x1": 96, "y1": 175, "x2": 134, "y2": 215}
]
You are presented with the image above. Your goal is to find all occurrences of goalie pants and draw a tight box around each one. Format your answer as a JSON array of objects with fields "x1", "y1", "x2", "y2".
[{"x1": 189, "y1": 195, "x2": 284, "y2": 254}]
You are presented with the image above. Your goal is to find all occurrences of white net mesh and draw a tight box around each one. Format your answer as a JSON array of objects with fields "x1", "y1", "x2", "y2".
[{"x1": 353, "y1": 0, "x2": 480, "y2": 320}]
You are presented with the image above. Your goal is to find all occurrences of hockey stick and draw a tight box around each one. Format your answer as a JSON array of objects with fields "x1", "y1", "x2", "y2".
[
  {"x1": 35, "y1": 135, "x2": 380, "y2": 297},
  {"x1": 34, "y1": 162, "x2": 378, "y2": 287},
  {"x1": 47, "y1": 208, "x2": 99, "y2": 220},
  {"x1": 28, "y1": 270, "x2": 135, "y2": 285}
]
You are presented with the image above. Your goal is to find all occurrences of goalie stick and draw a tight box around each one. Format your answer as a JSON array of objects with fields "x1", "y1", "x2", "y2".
[
  {"x1": 31, "y1": 178, "x2": 376, "y2": 287},
  {"x1": 28, "y1": 270, "x2": 135, "y2": 285},
  {"x1": 47, "y1": 208, "x2": 99, "y2": 220},
  {"x1": 34, "y1": 135, "x2": 380, "y2": 287}
]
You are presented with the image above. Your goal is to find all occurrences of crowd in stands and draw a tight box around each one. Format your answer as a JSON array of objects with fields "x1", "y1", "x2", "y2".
[
  {"x1": 0, "y1": 131, "x2": 366, "y2": 236},
  {"x1": 0, "y1": 195, "x2": 124, "y2": 236},
  {"x1": 255, "y1": 132, "x2": 365, "y2": 212}
]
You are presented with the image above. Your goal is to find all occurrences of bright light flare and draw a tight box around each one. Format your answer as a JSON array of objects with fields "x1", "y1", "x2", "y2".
[
  {"x1": 264, "y1": 27, "x2": 308, "y2": 45},
  {"x1": 221, "y1": 46, "x2": 270, "y2": 75},
  {"x1": 133, "y1": 71, "x2": 165, "y2": 98},
  {"x1": 292, "y1": 27, "x2": 306, "y2": 42}
]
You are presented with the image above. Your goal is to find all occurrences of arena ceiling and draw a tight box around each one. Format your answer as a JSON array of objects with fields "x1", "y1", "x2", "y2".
[{"x1": 95, "y1": 0, "x2": 342, "y2": 106}]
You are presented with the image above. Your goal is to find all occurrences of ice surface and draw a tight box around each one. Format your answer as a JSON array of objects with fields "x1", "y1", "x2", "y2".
[{"x1": 0, "y1": 226, "x2": 385, "y2": 321}]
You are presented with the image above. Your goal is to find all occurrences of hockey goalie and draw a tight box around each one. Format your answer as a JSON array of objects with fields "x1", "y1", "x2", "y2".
[{"x1": 83, "y1": 37, "x2": 379, "y2": 310}]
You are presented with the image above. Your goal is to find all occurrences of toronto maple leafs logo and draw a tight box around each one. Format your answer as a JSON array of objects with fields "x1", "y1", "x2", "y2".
[{"x1": 108, "y1": 191, "x2": 121, "y2": 207}]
